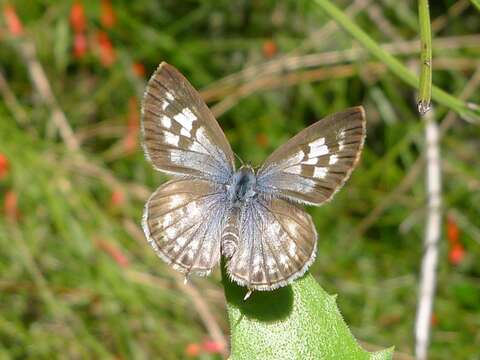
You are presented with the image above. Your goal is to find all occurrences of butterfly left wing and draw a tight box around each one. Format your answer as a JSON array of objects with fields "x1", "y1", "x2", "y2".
[
  {"x1": 256, "y1": 107, "x2": 366, "y2": 205},
  {"x1": 142, "y1": 178, "x2": 227, "y2": 276},
  {"x1": 225, "y1": 197, "x2": 317, "y2": 290},
  {"x1": 142, "y1": 62, "x2": 235, "y2": 183}
]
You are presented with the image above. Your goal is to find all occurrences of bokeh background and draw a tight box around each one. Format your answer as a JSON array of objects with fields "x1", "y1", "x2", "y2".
[{"x1": 1, "y1": 1, "x2": 479, "y2": 359}]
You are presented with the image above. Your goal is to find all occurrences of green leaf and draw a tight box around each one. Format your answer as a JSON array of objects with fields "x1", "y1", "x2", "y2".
[{"x1": 222, "y1": 268, "x2": 394, "y2": 360}]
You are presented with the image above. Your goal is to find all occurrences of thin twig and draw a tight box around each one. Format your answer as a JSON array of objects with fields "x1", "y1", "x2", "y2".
[
  {"x1": 14, "y1": 40, "x2": 80, "y2": 151},
  {"x1": 415, "y1": 108, "x2": 441, "y2": 360}
]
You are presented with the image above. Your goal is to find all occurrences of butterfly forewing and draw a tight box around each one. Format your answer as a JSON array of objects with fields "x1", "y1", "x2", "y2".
[
  {"x1": 142, "y1": 62, "x2": 235, "y2": 183},
  {"x1": 143, "y1": 178, "x2": 227, "y2": 276},
  {"x1": 226, "y1": 197, "x2": 317, "y2": 290},
  {"x1": 256, "y1": 107, "x2": 366, "y2": 205}
]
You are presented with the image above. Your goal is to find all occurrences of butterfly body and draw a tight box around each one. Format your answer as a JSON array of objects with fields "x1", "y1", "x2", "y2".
[
  {"x1": 228, "y1": 165, "x2": 257, "y2": 207},
  {"x1": 141, "y1": 62, "x2": 366, "y2": 292}
]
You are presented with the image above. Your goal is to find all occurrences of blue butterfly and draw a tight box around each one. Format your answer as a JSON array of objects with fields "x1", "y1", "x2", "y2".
[{"x1": 141, "y1": 62, "x2": 366, "y2": 298}]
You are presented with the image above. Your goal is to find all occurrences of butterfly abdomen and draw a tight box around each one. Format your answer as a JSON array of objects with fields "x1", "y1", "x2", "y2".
[{"x1": 222, "y1": 209, "x2": 240, "y2": 258}]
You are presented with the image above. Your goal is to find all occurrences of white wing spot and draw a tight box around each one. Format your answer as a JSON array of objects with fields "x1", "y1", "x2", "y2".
[
  {"x1": 338, "y1": 129, "x2": 346, "y2": 150},
  {"x1": 180, "y1": 127, "x2": 190, "y2": 137},
  {"x1": 177, "y1": 237, "x2": 187, "y2": 246},
  {"x1": 313, "y1": 167, "x2": 328, "y2": 178},
  {"x1": 290, "y1": 150, "x2": 304, "y2": 164},
  {"x1": 165, "y1": 227, "x2": 177, "y2": 239},
  {"x1": 173, "y1": 108, "x2": 197, "y2": 131},
  {"x1": 288, "y1": 242, "x2": 297, "y2": 256},
  {"x1": 161, "y1": 100, "x2": 169, "y2": 110},
  {"x1": 284, "y1": 165, "x2": 302, "y2": 175},
  {"x1": 186, "y1": 201, "x2": 200, "y2": 217},
  {"x1": 286, "y1": 220, "x2": 298, "y2": 235},
  {"x1": 329, "y1": 154, "x2": 338, "y2": 165},
  {"x1": 160, "y1": 115, "x2": 171, "y2": 129},
  {"x1": 266, "y1": 258, "x2": 275, "y2": 269},
  {"x1": 162, "y1": 213, "x2": 173, "y2": 228},
  {"x1": 170, "y1": 195, "x2": 184, "y2": 207},
  {"x1": 279, "y1": 254, "x2": 288, "y2": 265},
  {"x1": 301, "y1": 158, "x2": 318, "y2": 165},
  {"x1": 164, "y1": 131, "x2": 180, "y2": 146},
  {"x1": 308, "y1": 138, "x2": 329, "y2": 158},
  {"x1": 165, "y1": 92, "x2": 174, "y2": 101}
]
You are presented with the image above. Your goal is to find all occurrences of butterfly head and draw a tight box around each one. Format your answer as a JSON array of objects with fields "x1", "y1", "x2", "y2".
[{"x1": 228, "y1": 165, "x2": 257, "y2": 207}]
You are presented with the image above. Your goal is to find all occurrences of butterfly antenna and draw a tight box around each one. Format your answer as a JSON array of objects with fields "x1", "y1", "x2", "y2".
[{"x1": 234, "y1": 152, "x2": 244, "y2": 167}]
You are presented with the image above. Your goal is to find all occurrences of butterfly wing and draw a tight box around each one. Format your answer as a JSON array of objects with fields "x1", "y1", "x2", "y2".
[
  {"x1": 256, "y1": 107, "x2": 366, "y2": 205},
  {"x1": 142, "y1": 62, "x2": 235, "y2": 183},
  {"x1": 142, "y1": 178, "x2": 227, "y2": 276},
  {"x1": 226, "y1": 197, "x2": 317, "y2": 290}
]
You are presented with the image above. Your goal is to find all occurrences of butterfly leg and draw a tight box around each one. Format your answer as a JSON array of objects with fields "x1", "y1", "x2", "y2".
[{"x1": 243, "y1": 289, "x2": 253, "y2": 301}]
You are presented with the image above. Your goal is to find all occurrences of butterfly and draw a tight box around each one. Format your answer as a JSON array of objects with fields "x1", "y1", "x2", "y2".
[{"x1": 141, "y1": 62, "x2": 366, "y2": 299}]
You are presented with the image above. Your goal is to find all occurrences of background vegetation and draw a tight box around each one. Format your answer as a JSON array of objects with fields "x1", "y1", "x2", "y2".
[{"x1": 0, "y1": 0, "x2": 479, "y2": 359}]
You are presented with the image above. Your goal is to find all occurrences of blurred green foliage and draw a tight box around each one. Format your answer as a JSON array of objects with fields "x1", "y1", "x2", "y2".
[{"x1": 0, "y1": 0, "x2": 479, "y2": 359}]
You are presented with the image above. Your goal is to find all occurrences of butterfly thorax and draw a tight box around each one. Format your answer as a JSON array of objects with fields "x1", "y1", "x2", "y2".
[{"x1": 227, "y1": 165, "x2": 257, "y2": 207}]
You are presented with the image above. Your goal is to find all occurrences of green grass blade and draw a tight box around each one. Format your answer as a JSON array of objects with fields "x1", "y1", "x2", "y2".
[
  {"x1": 417, "y1": 0, "x2": 432, "y2": 115},
  {"x1": 313, "y1": 0, "x2": 480, "y2": 122}
]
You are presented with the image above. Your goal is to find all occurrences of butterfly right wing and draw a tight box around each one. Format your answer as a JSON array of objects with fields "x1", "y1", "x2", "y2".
[
  {"x1": 142, "y1": 178, "x2": 227, "y2": 276},
  {"x1": 142, "y1": 62, "x2": 235, "y2": 183},
  {"x1": 256, "y1": 107, "x2": 366, "y2": 205},
  {"x1": 225, "y1": 197, "x2": 317, "y2": 290}
]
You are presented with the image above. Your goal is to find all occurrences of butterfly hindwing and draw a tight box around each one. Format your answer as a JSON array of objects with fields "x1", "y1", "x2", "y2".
[
  {"x1": 143, "y1": 178, "x2": 227, "y2": 276},
  {"x1": 256, "y1": 107, "x2": 366, "y2": 205},
  {"x1": 226, "y1": 197, "x2": 317, "y2": 290},
  {"x1": 142, "y1": 62, "x2": 235, "y2": 183}
]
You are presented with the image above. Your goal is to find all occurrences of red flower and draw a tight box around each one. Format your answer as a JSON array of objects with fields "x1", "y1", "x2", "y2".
[
  {"x1": 96, "y1": 238, "x2": 130, "y2": 268},
  {"x1": 256, "y1": 133, "x2": 269, "y2": 148},
  {"x1": 0, "y1": 153, "x2": 9, "y2": 180},
  {"x1": 123, "y1": 97, "x2": 139, "y2": 152},
  {"x1": 96, "y1": 31, "x2": 116, "y2": 67},
  {"x1": 73, "y1": 32, "x2": 88, "y2": 58},
  {"x1": 185, "y1": 343, "x2": 201, "y2": 357},
  {"x1": 449, "y1": 243, "x2": 465, "y2": 265},
  {"x1": 70, "y1": 1, "x2": 86, "y2": 34},
  {"x1": 100, "y1": 0, "x2": 116, "y2": 29},
  {"x1": 4, "y1": 190, "x2": 20, "y2": 221},
  {"x1": 446, "y1": 216, "x2": 459, "y2": 244},
  {"x1": 3, "y1": 4, "x2": 24, "y2": 37},
  {"x1": 132, "y1": 62, "x2": 146, "y2": 78},
  {"x1": 202, "y1": 340, "x2": 223, "y2": 354},
  {"x1": 262, "y1": 39, "x2": 278, "y2": 58},
  {"x1": 110, "y1": 189, "x2": 125, "y2": 207}
]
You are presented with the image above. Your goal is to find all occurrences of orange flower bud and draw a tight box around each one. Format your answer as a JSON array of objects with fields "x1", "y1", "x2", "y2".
[
  {"x1": 3, "y1": 4, "x2": 24, "y2": 37},
  {"x1": 70, "y1": 1, "x2": 86, "y2": 33}
]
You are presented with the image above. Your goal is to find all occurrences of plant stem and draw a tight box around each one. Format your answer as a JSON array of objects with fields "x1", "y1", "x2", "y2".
[
  {"x1": 417, "y1": 0, "x2": 432, "y2": 115},
  {"x1": 313, "y1": 0, "x2": 480, "y2": 122},
  {"x1": 415, "y1": 109, "x2": 442, "y2": 360}
]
